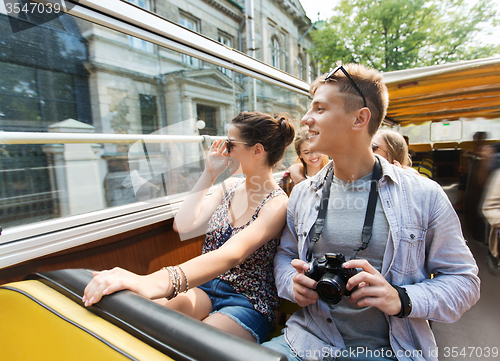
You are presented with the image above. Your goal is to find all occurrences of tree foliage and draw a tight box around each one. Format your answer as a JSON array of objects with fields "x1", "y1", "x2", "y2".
[{"x1": 310, "y1": 0, "x2": 499, "y2": 72}]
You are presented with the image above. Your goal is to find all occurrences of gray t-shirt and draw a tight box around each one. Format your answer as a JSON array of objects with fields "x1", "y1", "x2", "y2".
[{"x1": 312, "y1": 172, "x2": 391, "y2": 352}]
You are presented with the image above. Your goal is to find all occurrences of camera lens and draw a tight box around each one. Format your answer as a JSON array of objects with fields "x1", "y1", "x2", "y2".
[{"x1": 316, "y1": 272, "x2": 347, "y2": 304}]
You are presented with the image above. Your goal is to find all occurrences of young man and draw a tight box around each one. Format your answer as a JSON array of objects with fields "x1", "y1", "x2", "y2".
[{"x1": 263, "y1": 64, "x2": 480, "y2": 361}]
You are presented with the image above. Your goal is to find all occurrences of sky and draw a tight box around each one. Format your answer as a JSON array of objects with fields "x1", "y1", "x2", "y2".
[{"x1": 299, "y1": 0, "x2": 500, "y2": 45}]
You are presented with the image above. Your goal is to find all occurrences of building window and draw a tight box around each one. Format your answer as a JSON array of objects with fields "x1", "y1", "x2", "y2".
[
  {"x1": 180, "y1": 12, "x2": 200, "y2": 67},
  {"x1": 0, "y1": 62, "x2": 79, "y2": 131},
  {"x1": 218, "y1": 32, "x2": 233, "y2": 77},
  {"x1": 309, "y1": 63, "x2": 317, "y2": 83},
  {"x1": 126, "y1": 0, "x2": 154, "y2": 52},
  {"x1": 197, "y1": 104, "x2": 217, "y2": 136},
  {"x1": 271, "y1": 36, "x2": 280, "y2": 69},
  {"x1": 139, "y1": 94, "x2": 158, "y2": 134},
  {"x1": 297, "y1": 55, "x2": 304, "y2": 80}
]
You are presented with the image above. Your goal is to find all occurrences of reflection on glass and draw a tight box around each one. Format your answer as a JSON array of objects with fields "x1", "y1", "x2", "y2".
[{"x1": 0, "y1": 10, "x2": 310, "y2": 230}]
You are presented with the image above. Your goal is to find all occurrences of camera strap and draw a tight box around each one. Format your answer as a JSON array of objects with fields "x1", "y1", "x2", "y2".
[{"x1": 306, "y1": 158, "x2": 382, "y2": 262}]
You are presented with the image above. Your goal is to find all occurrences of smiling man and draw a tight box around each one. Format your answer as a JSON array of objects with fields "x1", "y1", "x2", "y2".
[{"x1": 263, "y1": 64, "x2": 480, "y2": 361}]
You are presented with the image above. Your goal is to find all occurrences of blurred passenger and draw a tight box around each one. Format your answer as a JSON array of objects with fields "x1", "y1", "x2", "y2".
[
  {"x1": 372, "y1": 130, "x2": 419, "y2": 175},
  {"x1": 280, "y1": 127, "x2": 329, "y2": 195},
  {"x1": 83, "y1": 111, "x2": 295, "y2": 344},
  {"x1": 483, "y1": 167, "x2": 500, "y2": 275},
  {"x1": 462, "y1": 132, "x2": 494, "y2": 243},
  {"x1": 456, "y1": 132, "x2": 489, "y2": 210}
]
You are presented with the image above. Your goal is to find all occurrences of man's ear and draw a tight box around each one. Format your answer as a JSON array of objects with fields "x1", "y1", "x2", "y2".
[{"x1": 352, "y1": 108, "x2": 371, "y2": 130}]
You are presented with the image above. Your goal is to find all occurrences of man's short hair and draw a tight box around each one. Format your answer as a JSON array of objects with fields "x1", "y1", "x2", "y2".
[{"x1": 310, "y1": 64, "x2": 389, "y2": 136}]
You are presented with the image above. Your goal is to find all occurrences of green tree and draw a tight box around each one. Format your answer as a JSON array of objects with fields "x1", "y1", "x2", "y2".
[{"x1": 310, "y1": 0, "x2": 499, "y2": 72}]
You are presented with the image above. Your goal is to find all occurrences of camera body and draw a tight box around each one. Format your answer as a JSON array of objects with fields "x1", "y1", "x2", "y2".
[{"x1": 305, "y1": 253, "x2": 357, "y2": 304}]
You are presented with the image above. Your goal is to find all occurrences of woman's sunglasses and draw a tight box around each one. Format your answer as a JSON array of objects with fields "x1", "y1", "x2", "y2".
[
  {"x1": 371, "y1": 143, "x2": 387, "y2": 154},
  {"x1": 225, "y1": 139, "x2": 249, "y2": 154}
]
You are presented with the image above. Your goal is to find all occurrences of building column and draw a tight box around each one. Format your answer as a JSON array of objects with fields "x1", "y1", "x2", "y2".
[{"x1": 43, "y1": 119, "x2": 104, "y2": 217}]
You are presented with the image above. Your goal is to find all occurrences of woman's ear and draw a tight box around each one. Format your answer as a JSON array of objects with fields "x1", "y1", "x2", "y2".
[{"x1": 253, "y1": 143, "x2": 265, "y2": 158}]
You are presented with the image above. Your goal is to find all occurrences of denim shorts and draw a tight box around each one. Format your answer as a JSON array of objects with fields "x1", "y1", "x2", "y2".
[{"x1": 198, "y1": 278, "x2": 272, "y2": 343}]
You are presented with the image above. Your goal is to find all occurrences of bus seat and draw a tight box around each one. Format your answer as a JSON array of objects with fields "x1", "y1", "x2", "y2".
[
  {"x1": 417, "y1": 157, "x2": 434, "y2": 179},
  {"x1": 433, "y1": 142, "x2": 459, "y2": 150},
  {"x1": 270, "y1": 299, "x2": 302, "y2": 340},
  {"x1": 0, "y1": 269, "x2": 286, "y2": 361},
  {"x1": 408, "y1": 143, "x2": 432, "y2": 153}
]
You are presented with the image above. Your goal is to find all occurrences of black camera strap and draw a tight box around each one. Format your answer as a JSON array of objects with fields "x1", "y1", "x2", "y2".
[{"x1": 306, "y1": 158, "x2": 382, "y2": 262}]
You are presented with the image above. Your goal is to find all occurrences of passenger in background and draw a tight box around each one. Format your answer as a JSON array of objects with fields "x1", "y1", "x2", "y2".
[
  {"x1": 483, "y1": 166, "x2": 500, "y2": 275},
  {"x1": 83, "y1": 111, "x2": 295, "y2": 344},
  {"x1": 279, "y1": 127, "x2": 329, "y2": 196},
  {"x1": 461, "y1": 132, "x2": 495, "y2": 244},
  {"x1": 455, "y1": 131, "x2": 490, "y2": 210},
  {"x1": 371, "y1": 130, "x2": 419, "y2": 175}
]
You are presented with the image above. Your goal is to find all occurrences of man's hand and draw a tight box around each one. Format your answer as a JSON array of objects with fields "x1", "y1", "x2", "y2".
[
  {"x1": 291, "y1": 259, "x2": 319, "y2": 307},
  {"x1": 343, "y1": 259, "x2": 401, "y2": 316}
]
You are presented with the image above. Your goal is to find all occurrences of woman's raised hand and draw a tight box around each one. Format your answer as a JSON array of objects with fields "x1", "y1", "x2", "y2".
[{"x1": 206, "y1": 140, "x2": 232, "y2": 182}]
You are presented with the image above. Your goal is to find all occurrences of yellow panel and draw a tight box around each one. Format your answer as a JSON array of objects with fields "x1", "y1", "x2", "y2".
[
  {"x1": 386, "y1": 61, "x2": 500, "y2": 125},
  {"x1": 408, "y1": 143, "x2": 432, "y2": 152},
  {"x1": 433, "y1": 142, "x2": 459, "y2": 149},
  {"x1": 0, "y1": 281, "x2": 173, "y2": 361}
]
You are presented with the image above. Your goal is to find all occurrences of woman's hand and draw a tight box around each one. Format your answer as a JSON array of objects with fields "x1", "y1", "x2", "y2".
[
  {"x1": 288, "y1": 163, "x2": 305, "y2": 184},
  {"x1": 205, "y1": 140, "x2": 233, "y2": 182},
  {"x1": 82, "y1": 268, "x2": 171, "y2": 307}
]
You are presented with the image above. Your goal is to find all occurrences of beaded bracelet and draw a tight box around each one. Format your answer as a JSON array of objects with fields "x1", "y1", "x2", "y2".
[
  {"x1": 162, "y1": 265, "x2": 189, "y2": 300},
  {"x1": 162, "y1": 266, "x2": 180, "y2": 300},
  {"x1": 177, "y1": 265, "x2": 189, "y2": 293}
]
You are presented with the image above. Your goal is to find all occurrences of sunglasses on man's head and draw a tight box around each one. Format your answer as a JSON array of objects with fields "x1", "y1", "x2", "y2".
[
  {"x1": 225, "y1": 138, "x2": 249, "y2": 154},
  {"x1": 325, "y1": 65, "x2": 367, "y2": 108}
]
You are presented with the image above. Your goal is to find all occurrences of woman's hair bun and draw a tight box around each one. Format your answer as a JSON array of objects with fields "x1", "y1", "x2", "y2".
[{"x1": 275, "y1": 113, "x2": 295, "y2": 147}]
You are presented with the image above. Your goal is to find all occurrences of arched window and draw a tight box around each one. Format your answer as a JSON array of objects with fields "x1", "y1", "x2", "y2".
[
  {"x1": 309, "y1": 63, "x2": 317, "y2": 83},
  {"x1": 297, "y1": 55, "x2": 304, "y2": 80},
  {"x1": 271, "y1": 36, "x2": 280, "y2": 69}
]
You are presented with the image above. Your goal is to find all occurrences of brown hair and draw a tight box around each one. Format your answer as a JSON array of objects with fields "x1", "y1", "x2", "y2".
[
  {"x1": 310, "y1": 64, "x2": 389, "y2": 136},
  {"x1": 231, "y1": 111, "x2": 295, "y2": 167},
  {"x1": 377, "y1": 130, "x2": 412, "y2": 167},
  {"x1": 294, "y1": 127, "x2": 329, "y2": 175}
]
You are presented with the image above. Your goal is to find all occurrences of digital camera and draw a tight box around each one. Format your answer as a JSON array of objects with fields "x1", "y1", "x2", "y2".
[{"x1": 305, "y1": 253, "x2": 357, "y2": 304}]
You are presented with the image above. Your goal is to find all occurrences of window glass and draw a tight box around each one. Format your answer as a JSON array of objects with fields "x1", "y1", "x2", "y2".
[
  {"x1": 309, "y1": 63, "x2": 316, "y2": 83},
  {"x1": 217, "y1": 32, "x2": 233, "y2": 77},
  {"x1": 180, "y1": 12, "x2": 200, "y2": 67},
  {"x1": 126, "y1": 0, "x2": 154, "y2": 52},
  {"x1": 297, "y1": 56, "x2": 304, "y2": 80},
  {"x1": 271, "y1": 36, "x2": 280, "y2": 69},
  {"x1": 0, "y1": 9, "x2": 310, "y2": 232}
]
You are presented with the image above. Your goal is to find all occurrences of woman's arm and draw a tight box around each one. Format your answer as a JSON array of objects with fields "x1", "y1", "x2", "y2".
[
  {"x1": 178, "y1": 194, "x2": 288, "y2": 285},
  {"x1": 288, "y1": 162, "x2": 305, "y2": 184},
  {"x1": 83, "y1": 194, "x2": 288, "y2": 306},
  {"x1": 174, "y1": 140, "x2": 235, "y2": 234}
]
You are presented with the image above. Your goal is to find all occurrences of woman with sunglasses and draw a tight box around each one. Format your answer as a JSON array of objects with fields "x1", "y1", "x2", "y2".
[
  {"x1": 83, "y1": 111, "x2": 295, "y2": 344},
  {"x1": 372, "y1": 130, "x2": 419, "y2": 175}
]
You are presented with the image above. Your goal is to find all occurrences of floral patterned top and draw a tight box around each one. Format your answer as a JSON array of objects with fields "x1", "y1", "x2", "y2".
[{"x1": 202, "y1": 179, "x2": 284, "y2": 324}]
